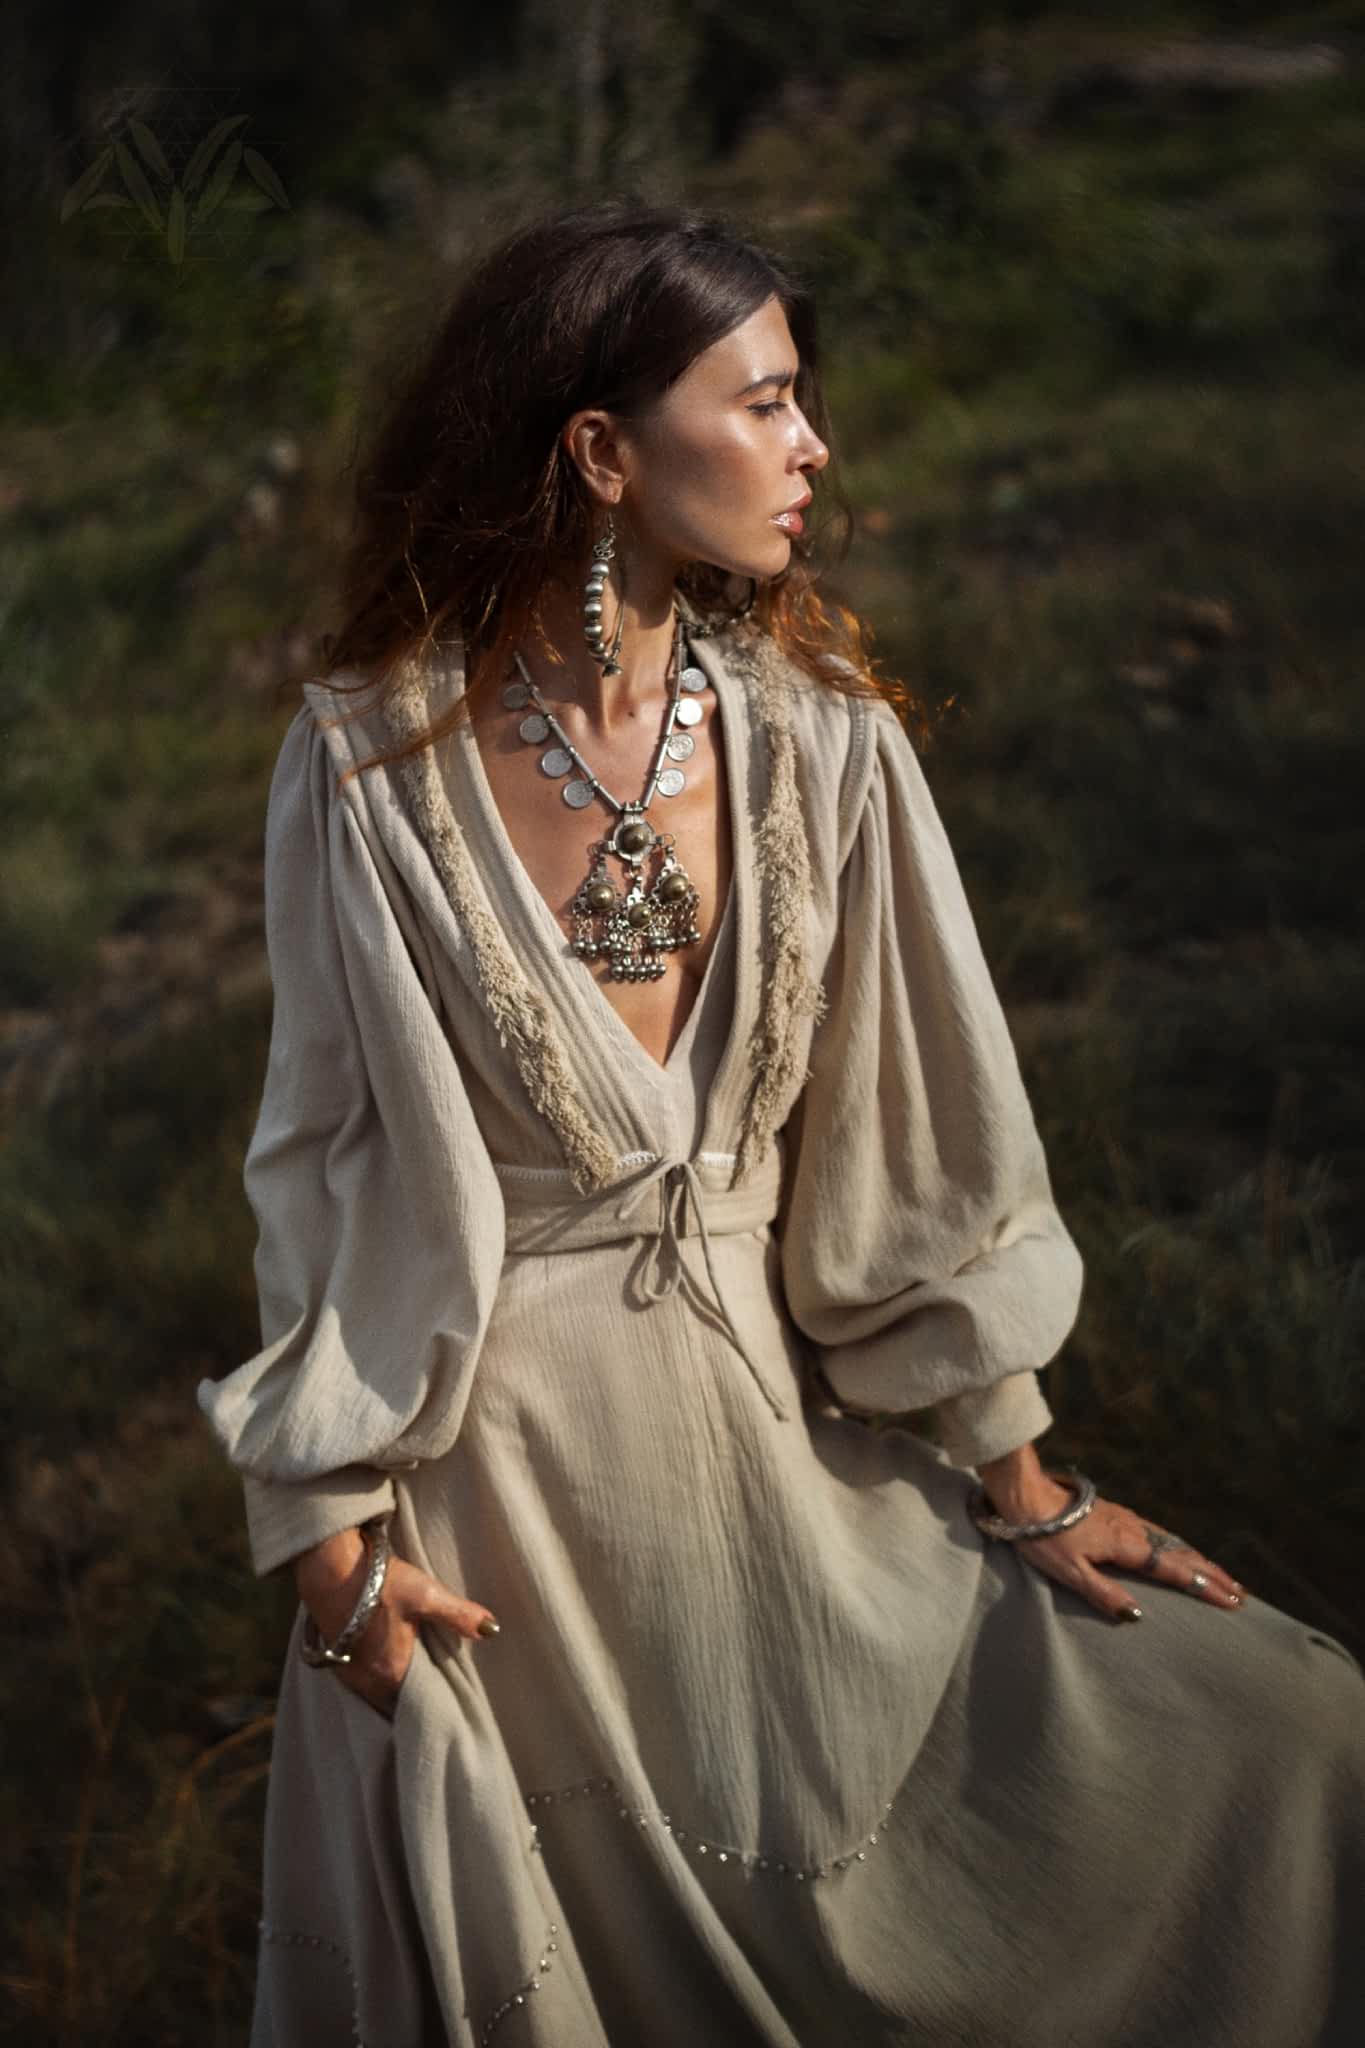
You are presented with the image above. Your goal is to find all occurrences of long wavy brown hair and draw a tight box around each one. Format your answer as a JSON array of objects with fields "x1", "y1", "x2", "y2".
[{"x1": 315, "y1": 196, "x2": 924, "y2": 782}]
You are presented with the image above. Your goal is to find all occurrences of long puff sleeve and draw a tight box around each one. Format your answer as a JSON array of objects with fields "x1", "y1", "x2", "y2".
[
  {"x1": 778, "y1": 697, "x2": 1083, "y2": 1470},
  {"x1": 197, "y1": 707, "x2": 506, "y2": 1575}
]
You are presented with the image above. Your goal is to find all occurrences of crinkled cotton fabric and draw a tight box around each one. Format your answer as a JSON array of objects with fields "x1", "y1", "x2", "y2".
[{"x1": 200, "y1": 625, "x2": 1365, "y2": 2047}]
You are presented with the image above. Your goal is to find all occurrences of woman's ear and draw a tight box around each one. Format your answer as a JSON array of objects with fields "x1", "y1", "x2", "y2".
[{"x1": 562, "y1": 409, "x2": 628, "y2": 506}]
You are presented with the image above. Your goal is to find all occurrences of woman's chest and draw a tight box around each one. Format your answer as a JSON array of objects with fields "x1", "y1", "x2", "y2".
[{"x1": 468, "y1": 682, "x2": 736, "y2": 1069}]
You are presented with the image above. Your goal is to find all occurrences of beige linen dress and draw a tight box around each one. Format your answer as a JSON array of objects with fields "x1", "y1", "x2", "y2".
[{"x1": 198, "y1": 623, "x2": 1365, "y2": 2048}]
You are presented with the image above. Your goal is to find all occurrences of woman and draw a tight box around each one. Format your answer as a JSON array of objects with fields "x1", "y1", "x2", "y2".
[{"x1": 199, "y1": 200, "x2": 1365, "y2": 2047}]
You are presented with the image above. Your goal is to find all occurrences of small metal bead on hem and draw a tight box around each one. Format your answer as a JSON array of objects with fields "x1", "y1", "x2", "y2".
[
  {"x1": 522, "y1": 1771, "x2": 898, "y2": 1882},
  {"x1": 478, "y1": 1919, "x2": 560, "y2": 2045}
]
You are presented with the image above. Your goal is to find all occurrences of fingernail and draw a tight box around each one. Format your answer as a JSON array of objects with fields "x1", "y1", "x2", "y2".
[
  {"x1": 1120, "y1": 1603, "x2": 1144, "y2": 1622},
  {"x1": 1227, "y1": 1592, "x2": 1242, "y2": 1606},
  {"x1": 476, "y1": 1616, "x2": 501, "y2": 1638}
]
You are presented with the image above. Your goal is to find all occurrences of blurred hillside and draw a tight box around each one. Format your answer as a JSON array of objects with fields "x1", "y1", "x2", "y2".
[{"x1": 2, "y1": 7, "x2": 1363, "y2": 2040}]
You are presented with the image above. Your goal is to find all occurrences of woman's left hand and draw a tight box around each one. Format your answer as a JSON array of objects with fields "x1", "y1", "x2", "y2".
[{"x1": 977, "y1": 1458, "x2": 1245, "y2": 1623}]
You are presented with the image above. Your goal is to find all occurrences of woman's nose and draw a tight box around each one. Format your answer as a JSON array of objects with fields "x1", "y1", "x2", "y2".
[{"x1": 800, "y1": 425, "x2": 830, "y2": 471}]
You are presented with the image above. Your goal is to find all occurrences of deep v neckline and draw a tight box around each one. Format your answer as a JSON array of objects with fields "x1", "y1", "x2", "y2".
[{"x1": 452, "y1": 638, "x2": 748, "y2": 1091}]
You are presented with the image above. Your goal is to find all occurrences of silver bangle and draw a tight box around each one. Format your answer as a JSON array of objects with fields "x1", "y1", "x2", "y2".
[
  {"x1": 966, "y1": 1466, "x2": 1097, "y2": 1542},
  {"x1": 299, "y1": 1518, "x2": 392, "y2": 1668}
]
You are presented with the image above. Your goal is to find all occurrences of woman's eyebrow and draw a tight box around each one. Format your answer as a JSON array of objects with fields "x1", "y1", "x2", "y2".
[{"x1": 735, "y1": 368, "x2": 798, "y2": 398}]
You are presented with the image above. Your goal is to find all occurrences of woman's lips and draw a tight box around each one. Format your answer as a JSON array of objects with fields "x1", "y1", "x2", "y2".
[{"x1": 771, "y1": 509, "x2": 804, "y2": 535}]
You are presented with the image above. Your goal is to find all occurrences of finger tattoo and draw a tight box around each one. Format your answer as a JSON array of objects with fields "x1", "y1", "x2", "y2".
[{"x1": 1140, "y1": 1523, "x2": 1195, "y2": 1575}]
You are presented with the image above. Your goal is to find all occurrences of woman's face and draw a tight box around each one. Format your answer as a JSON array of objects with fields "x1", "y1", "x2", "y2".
[{"x1": 574, "y1": 295, "x2": 830, "y2": 587}]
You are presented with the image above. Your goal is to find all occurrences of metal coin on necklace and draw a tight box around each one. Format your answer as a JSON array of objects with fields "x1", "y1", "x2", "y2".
[{"x1": 504, "y1": 618, "x2": 711, "y2": 983}]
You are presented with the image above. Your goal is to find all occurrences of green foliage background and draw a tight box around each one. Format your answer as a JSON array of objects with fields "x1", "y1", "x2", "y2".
[{"x1": 2, "y1": 4, "x2": 1363, "y2": 2038}]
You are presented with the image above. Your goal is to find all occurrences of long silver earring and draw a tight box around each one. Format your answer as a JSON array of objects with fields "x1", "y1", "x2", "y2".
[{"x1": 583, "y1": 510, "x2": 627, "y2": 677}]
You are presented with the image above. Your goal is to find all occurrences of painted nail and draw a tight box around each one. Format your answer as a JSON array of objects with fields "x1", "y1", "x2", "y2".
[
  {"x1": 477, "y1": 1617, "x2": 501, "y2": 1638},
  {"x1": 1120, "y1": 1603, "x2": 1144, "y2": 1622}
]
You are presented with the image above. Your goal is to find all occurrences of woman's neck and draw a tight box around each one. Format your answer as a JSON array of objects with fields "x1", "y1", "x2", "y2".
[{"x1": 516, "y1": 560, "x2": 682, "y2": 740}]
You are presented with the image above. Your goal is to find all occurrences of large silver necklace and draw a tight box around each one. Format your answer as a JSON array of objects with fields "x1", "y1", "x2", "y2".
[{"x1": 505, "y1": 614, "x2": 710, "y2": 984}]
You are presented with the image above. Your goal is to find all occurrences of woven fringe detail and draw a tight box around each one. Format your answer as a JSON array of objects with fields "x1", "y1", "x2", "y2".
[
  {"x1": 724, "y1": 632, "x2": 829, "y2": 1189},
  {"x1": 381, "y1": 657, "x2": 620, "y2": 1197}
]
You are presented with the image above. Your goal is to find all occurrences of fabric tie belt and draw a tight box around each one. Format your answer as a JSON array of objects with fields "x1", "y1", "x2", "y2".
[{"x1": 495, "y1": 1146, "x2": 791, "y2": 1421}]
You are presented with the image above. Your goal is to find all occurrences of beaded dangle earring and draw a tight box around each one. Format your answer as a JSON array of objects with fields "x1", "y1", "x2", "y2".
[{"x1": 583, "y1": 509, "x2": 626, "y2": 677}]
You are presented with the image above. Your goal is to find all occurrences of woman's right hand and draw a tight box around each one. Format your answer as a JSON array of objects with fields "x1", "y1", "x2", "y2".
[{"x1": 293, "y1": 1526, "x2": 500, "y2": 1720}]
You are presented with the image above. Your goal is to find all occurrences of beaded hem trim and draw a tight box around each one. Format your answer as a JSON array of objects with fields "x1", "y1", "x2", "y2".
[
  {"x1": 523, "y1": 1771, "x2": 897, "y2": 1881},
  {"x1": 259, "y1": 1918, "x2": 364, "y2": 2044},
  {"x1": 478, "y1": 1916, "x2": 561, "y2": 2045}
]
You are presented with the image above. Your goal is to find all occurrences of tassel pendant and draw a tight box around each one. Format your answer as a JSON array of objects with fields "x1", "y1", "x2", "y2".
[{"x1": 569, "y1": 808, "x2": 700, "y2": 983}]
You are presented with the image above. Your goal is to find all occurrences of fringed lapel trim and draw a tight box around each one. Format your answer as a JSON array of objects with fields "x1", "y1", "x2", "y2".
[
  {"x1": 381, "y1": 655, "x2": 620, "y2": 1197},
  {"x1": 721, "y1": 629, "x2": 829, "y2": 1188},
  {"x1": 377, "y1": 632, "x2": 824, "y2": 1197}
]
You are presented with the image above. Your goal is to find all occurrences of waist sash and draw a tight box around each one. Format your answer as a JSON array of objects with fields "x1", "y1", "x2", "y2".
[{"x1": 493, "y1": 1147, "x2": 790, "y2": 1420}]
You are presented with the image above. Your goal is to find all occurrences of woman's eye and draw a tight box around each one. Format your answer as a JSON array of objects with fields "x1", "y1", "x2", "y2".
[{"x1": 749, "y1": 400, "x2": 788, "y2": 418}]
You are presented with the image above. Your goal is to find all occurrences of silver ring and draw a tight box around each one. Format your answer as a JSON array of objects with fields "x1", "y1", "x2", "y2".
[{"x1": 1189, "y1": 1570, "x2": 1210, "y2": 1593}]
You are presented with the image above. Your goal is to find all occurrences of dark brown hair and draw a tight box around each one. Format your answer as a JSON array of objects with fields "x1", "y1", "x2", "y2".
[{"x1": 316, "y1": 196, "x2": 923, "y2": 777}]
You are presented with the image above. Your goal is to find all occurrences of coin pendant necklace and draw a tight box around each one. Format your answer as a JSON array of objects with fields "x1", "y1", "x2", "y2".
[{"x1": 503, "y1": 614, "x2": 710, "y2": 983}]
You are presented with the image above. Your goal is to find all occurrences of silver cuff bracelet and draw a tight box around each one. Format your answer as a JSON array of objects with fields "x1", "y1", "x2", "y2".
[
  {"x1": 966, "y1": 1466, "x2": 1098, "y2": 1542},
  {"x1": 299, "y1": 1517, "x2": 393, "y2": 1667}
]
